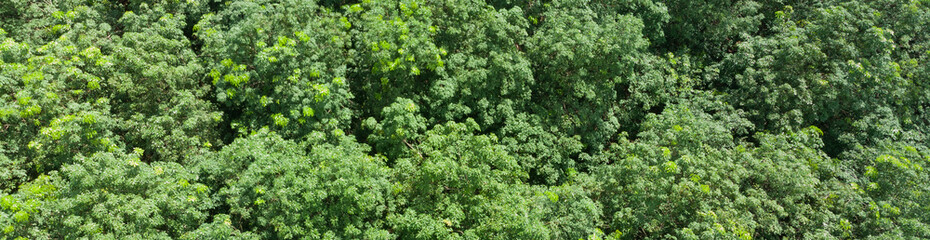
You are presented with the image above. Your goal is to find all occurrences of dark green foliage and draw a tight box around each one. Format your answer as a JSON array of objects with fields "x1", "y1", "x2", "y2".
[
  {"x1": 715, "y1": 2, "x2": 929, "y2": 155},
  {"x1": 1, "y1": 0, "x2": 929, "y2": 239}
]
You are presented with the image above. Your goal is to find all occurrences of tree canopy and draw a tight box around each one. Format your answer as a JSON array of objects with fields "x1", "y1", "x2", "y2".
[{"x1": 1, "y1": 0, "x2": 928, "y2": 239}]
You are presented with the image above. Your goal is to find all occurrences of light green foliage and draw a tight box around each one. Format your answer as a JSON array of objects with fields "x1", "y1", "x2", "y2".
[
  {"x1": 529, "y1": 182, "x2": 604, "y2": 239},
  {"x1": 0, "y1": 175, "x2": 55, "y2": 239},
  {"x1": 389, "y1": 120, "x2": 544, "y2": 239},
  {"x1": 180, "y1": 214, "x2": 262, "y2": 240},
  {"x1": 0, "y1": 26, "x2": 125, "y2": 186},
  {"x1": 0, "y1": 0, "x2": 220, "y2": 182},
  {"x1": 364, "y1": 97, "x2": 428, "y2": 158},
  {"x1": 527, "y1": 0, "x2": 648, "y2": 148},
  {"x1": 46, "y1": 150, "x2": 214, "y2": 239},
  {"x1": 196, "y1": 130, "x2": 393, "y2": 239},
  {"x1": 0, "y1": 149, "x2": 213, "y2": 239},
  {"x1": 198, "y1": 0, "x2": 353, "y2": 139},
  {"x1": 837, "y1": 142, "x2": 930, "y2": 237},
  {"x1": 423, "y1": 0, "x2": 532, "y2": 128},
  {"x1": 349, "y1": 0, "x2": 446, "y2": 115},
  {"x1": 1, "y1": 0, "x2": 929, "y2": 238},
  {"x1": 593, "y1": 101, "x2": 844, "y2": 238}
]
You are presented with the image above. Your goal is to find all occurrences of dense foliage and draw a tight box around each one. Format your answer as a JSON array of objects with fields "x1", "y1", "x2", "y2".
[{"x1": 1, "y1": 0, "x2": 928, "y2": 239}]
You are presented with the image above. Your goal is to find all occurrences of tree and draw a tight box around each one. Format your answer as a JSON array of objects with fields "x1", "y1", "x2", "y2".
[
  {"x1": 194, "y1": 130, "x2": 393, "y2": 239},
  {"x1": 197, "y1": 0, "x2": 354, "y2": 139},
  {"x1": 2, "y1": 148, "x2": 213, "y2": 239}
]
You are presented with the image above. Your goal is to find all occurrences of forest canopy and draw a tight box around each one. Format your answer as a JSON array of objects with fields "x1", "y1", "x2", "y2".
[{"x1": 1, "y1": 0, "x2": 929, "y2": 239}]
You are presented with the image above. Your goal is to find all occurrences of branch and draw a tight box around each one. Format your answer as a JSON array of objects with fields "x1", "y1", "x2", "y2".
[{"x1": 403, "y1": 139, "x2": 423, "y2": 159}]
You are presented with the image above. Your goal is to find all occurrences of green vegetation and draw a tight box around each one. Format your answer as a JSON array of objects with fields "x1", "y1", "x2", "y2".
[{"x1": 1, "y1": 0, "x2": 928, "y2": 239}]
